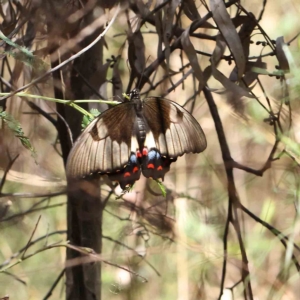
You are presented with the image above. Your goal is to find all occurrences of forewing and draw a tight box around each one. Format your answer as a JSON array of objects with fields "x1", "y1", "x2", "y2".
[
  {"x1": 66, "y1": 102, "x2": 135, "y2": 178},
  {"x1": 143, "y1": 98, "x2": 207, "y2": 158}
]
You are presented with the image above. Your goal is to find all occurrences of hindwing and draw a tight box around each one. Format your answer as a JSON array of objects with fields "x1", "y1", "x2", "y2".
[{"x1": 108, "y1": 153, "x2": 141, "y2": 189}]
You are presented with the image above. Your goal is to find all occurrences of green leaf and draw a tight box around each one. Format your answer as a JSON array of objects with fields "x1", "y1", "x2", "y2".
[
  {"x1": 81, "y1": 109, "x2": 100, "y2": 129},
  {"x1": 155, "y1": 180, "x2": 167, "y2": 197},
  {"x1": 0, "y1": 107, "x2": 36, "y2": 158},
  {"x1": 252, "y1": 67, "x2": 284, "y2": 77},
  {"x1": 90, "y1": 108, "x2": 100, "y2": 117},
  {"x1": 0, "y1": 30, "x2": 48, "y2": 72}
]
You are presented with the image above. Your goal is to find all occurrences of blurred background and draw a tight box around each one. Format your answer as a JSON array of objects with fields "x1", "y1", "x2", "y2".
[{"x1": 0, "y1": 0, "x2": 299, "y2": 299}]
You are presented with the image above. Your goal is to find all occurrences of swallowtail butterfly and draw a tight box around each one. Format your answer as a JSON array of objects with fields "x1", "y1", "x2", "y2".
[{"x1": 66, "y1": 89, "x2": 207, "y2": 189}]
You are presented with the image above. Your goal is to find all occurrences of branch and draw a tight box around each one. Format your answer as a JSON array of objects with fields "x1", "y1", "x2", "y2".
[
  {"x1": 0, "y1": 230, "x2": 66, "y2": 270},
  {"x1": 0, "y1": 155, "x2": 19, "y2": 193},
  {"x1": 0, "y1": 5, "x2": 121, "y2": 103},
  {"x1": 204, "y1": 87, "x2": 254, "y2": 299},
  {"x1": 43, "y1": 269, "x2": 65, "y2": 300},
  {"x1": 21, "y1": 216, "x2": 42, "y2": 259}
]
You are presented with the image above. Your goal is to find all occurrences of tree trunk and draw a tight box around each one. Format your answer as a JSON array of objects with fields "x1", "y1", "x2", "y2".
[{"x1": 47, "y1": 2, "x2": 106, "y2": 299}]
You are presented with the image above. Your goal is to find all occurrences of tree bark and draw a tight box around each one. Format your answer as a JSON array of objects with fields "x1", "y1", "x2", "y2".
[{"x1": 46, "y1": 2, "x2": 105, "y2": 299}]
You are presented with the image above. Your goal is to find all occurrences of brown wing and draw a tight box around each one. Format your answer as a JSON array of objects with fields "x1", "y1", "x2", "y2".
[
  {"x1": 142, "y1": 97, "x2": 207, "y2": 158},
  {"x1": 66, "y1": 102, "x2": 136, "y2": 179}
]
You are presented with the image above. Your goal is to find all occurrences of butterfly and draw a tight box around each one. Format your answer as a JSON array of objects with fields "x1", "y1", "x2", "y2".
[{"x1": 66, "y1": 89, "x2": 207, "y2": 189}]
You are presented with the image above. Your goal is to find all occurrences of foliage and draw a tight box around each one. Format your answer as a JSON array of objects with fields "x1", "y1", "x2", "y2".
[
  {"x1": 0, "y1": 108, "x2": 36, "y2": 157},
  {"x1": 81, "y1": 108, "x2": 100, "y2": 129},
  {"x1": 0, "y1": 1, "x2": 299, "y2": 300}
]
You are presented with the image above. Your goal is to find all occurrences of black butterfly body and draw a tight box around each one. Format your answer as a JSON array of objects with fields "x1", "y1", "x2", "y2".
[{"x1": 66, "y1": 89, "x2": 207, "y2": 189}]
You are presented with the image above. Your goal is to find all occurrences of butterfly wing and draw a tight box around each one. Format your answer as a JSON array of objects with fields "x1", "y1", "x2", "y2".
[
  {"x1": 108, "y1": 153, "x2": 141, "y2": 189},
  {"x1": 67, "y1": 91, "x2": 207, "y2": 189},
  {"x1": 66, "y1": 102, "x2": 140, "y2": 187},
  {"x1": 141, "y1": 97, "x2": 207, "y2": 179}
]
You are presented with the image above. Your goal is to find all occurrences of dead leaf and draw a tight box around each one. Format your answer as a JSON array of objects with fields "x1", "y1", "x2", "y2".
[
  {"x1": 112, "y1": 56, "x2": 123, "y2": 99},
  {"x1": 182, "y1": 0, "x2": 201, "y2": 21},
  {"x1": 128, "y1": 30, "x2": 146, "y2": 76},
  {"x1": 210, "y1": 0, "x2": 246, "y2": 78},
  {"x1": 211, "y1": 35, "x2": 254, "y2": 99}
]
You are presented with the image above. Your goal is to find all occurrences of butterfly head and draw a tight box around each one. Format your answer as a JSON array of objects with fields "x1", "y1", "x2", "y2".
[{"x1": 130, "y1": 88, "x2": 140, "y2": 100}]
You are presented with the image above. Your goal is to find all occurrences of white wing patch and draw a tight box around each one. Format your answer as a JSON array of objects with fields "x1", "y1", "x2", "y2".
[
  {"x1": 94, "y1": 138, "x2": 105, "y2": 171},
  {"x1": 158, "y1": 133, "x2": 167, "y2": 155},
  {"x1": 144, "y1": 131, "x2": 157, "y2": 149},
  {"x1": 165, "y1": 128, "x2": 175, "y2": 157},
  {"x1": 130, "y1": 136, "x2": 139, "y2": 152},
  {"x1": 112, "y1": 140, "x2": 121, "y2": 169},
  {"x1": 169, "y1": 123, "x2": 182, "y2": 155},
  {"x1": 95, "y1": 119, "x2": 108, "y2": 139},
  {"x1": 120, "y1": 142, "x2": 129, "y2": 168},
  {"x1": 103, "y1": 137, "x2": 112, "y2": 171},
  {"x1": 168, "y1": 102, "x2": 183, "y2": 123}
]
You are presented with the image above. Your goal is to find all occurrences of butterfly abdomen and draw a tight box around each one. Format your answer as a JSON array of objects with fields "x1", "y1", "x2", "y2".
[{"x1": 135, "y1": 115, "x2": 147, "y2": 151}]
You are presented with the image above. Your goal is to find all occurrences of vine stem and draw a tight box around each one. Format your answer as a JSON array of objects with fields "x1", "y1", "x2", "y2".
[{"x1": 0, "y1": 92, "x2": 121, "y2": 118}]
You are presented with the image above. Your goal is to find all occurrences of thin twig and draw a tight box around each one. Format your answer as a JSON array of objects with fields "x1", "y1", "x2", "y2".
[
  {"x1": 0, "y1": 230, "x2": 66, "y2": 270},
  {"x1": 0, "y1": 5, "x2": 121, "y2": 102},
  {"x1": 240, "y1": 204, "x2": 300, "y2": 271},
  {"x1": 103, "y1": 235, "x2": 160, "y2": 276},
  {"x1": 0, "y1": 241, "x2": 68, "y2": 273},
  {"x1": 43, "y1": 269, "x2": 65, "y2": 300},
  {"x1": 0, "y1": 155, "x2": 19, "y2": 193},
  {"x1": 2, "y1": 271, "x2": 27, "y2": 285},
  {"x1": 0, "y1": 191, "x2": 66, "y2": 198},
  {"x1": 1, "y1": 202, "x2": 66, "y2": 223},
  {"x1": 218, "y1": 197, "x2": 232, "y2": 300},
  {"x1": 25, "y1": 100, "x2": 58, "y2": 128},
  {"x1": 21, "y1": 215, "x2": 42, "y2": 259},
  {"x1": 65, "y1": 244, "x2": 149, "y2": 282}
]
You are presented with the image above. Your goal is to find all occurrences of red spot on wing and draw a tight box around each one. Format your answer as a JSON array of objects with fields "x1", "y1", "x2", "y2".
[
  {"x1": 137, "y1": 150, "x2": 142, "y2": 158},
  {"x1": 157, "y1": 166, "x2": 163, "y2": 171},
  {"x1": 133, "y1": 167, "x2": 139, "y2": 173},
  {"x1": 124, "y1": 172, "x2": 131, "y2": 178},
  {"x1": 142, "y1": 148, "x2": 148, "y2": 156},
  {"x1": 147, "y1": 164, "x2": 155, "y2": 169}
]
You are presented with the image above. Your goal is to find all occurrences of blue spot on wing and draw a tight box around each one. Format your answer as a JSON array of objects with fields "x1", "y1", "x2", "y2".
[
  {"x1": 129, "y1": 153, "x2": 138, "y2": 163},
  {"x1": 142, "y1": 149, "x2": 175, "y2": 180},
  {"x1": 148, "y1": 149, "x2": 161, "y2": 160},
  {"x1": 108, "y1": 152, "x2": 141, "y2": 189}
]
